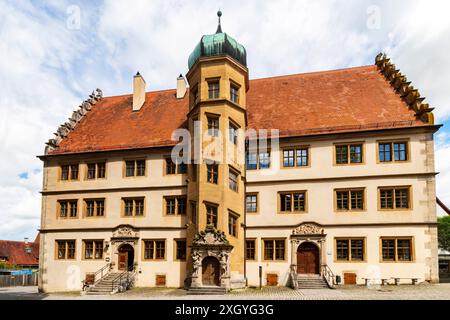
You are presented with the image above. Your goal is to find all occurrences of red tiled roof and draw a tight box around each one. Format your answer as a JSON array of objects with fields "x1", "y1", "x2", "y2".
[
  {"x1": 48, "y1": 65, "x2": 429, "y2": 155},
  {"x1": 0, "y1": 238, "x2": 39, "y2": 267}
]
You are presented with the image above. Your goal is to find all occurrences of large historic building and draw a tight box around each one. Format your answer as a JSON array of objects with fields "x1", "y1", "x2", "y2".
[{"x1": 38, "y1": 14, "x2": 441, "y2": 293}]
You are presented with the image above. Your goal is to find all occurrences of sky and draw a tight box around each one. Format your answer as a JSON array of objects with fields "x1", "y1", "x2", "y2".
[{"x1": 0, "y1": 0, "x2": 449, "y2": 241}]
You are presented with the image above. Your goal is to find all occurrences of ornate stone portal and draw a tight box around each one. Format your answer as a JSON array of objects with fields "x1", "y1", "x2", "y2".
[
  {"x1": 109, "y1": 225, "x2": 139, "y2": 270},
  {"x1": 290, "y1": 222, "x2": 327, "y2": 275},
  {"x1": 189, "y1": 225, "x2": 233, "y2": 289}
]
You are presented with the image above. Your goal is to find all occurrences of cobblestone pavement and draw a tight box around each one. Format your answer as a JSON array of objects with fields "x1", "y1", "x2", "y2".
[{"x1": 1, "y1": 283, "x2": 449, "y2": 300}]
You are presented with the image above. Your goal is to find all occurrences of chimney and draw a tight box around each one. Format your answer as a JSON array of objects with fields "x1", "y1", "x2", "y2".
[
  {"x1": 133, "y1": 72, "x2": 146, "y2": 111},
  {"x1": 24, "y1": 237, "x2": 29, "y2": 245},
  {"x1": 176, "y1": 74, "x2": 187, "y2": 99}
]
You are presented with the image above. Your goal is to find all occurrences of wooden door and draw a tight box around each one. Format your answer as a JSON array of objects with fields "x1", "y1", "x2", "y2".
[
  {"x1": 297, "y1": 243, "x2": 319, "y2": 274},
  {"x1": 118, "y1": 252, "x2": 128, "y2": 271},
  {"x1": 344, "y1": 273, "x2": 357, "y2": 285},
  {"x1": 202, "y1": 257, "x2": 220, "y2": 286}
]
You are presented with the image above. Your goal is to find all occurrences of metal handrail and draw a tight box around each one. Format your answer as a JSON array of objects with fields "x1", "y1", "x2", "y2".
[
  {"x1": 82, "y1": 262, "x2": 111, "y2": 290},
  {"x1": 321, "y1": 264, "x2": 335, "y2": 289},
  {"x1": 111, "y1": 264, "x2": 136, "y2": 292}
]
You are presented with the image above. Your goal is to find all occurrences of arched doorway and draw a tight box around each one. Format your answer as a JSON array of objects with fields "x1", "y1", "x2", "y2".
[
  {"x1": 118, "y1": 244, "x2": 134, "y2": 271},
  {"x1": 202, "y1": 257, "x2": 220, "y2": 286},
  {"x1": 297, "y1": 242, "x2": 319, "y2": 274}
]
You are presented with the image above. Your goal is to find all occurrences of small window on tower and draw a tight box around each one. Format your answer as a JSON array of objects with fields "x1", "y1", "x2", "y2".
[{"x1": 208, "y1": 81, "x2": 220, "y2": 99}]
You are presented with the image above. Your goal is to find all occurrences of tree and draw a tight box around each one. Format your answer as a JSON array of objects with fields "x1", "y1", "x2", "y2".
[{"x1": 438, "y1": 216, "x2": 450, "y2": 252}]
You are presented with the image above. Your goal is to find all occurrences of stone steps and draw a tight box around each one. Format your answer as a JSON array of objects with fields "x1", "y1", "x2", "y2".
[
  {"x1": 296, "y1": 275, "x2": 330, "y2": 289},
  {"x1": 187, "y1": 286, "x2": 226, "y2": 295}
]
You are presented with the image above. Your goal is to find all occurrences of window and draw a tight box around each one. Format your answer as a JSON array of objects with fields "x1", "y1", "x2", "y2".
[
  {"x1": 164, "y1": 156, "x2": 187, "y2": 175},
  {"x1": 229, "y1": 168, "x2": 239, "y2": 192},
  {"x1": 192, "y1": 87, "x2": 199, "y2": 105},
  {"x1": 85, "y1": 199, "x2": 105, "y2": 217},
  {"x1": 335, "y1": 239, "x2": 365, "y2": 261},
  {"x1": 83, "y1": 240, "x2": 103, "y2": 260},
  {"x1": 207, "y1": 164, "x2": 218, "y2": 184},
  {"x1": 247, "y1": 151, "x2": 271, "y2": 170},
  {"x1": 283, "y1": 147, "x2": 309, "y2": 168},
  {"x1": 230, "y1": 84, "x2": 239, "y2": 103},
  {"x1": 143, "y1": 240, "x2": 166, "y2": 260},
  {"x1": 379, "y1": 187, "x2": 411, "y2": 210},
  {"x1": 379, "y1": 141, "x2": 408, "y2": 162},
  {"x1": 165, "y1": 196, "x2": 187, "y2": 215},
  {"x1": 381, "y1": 238, "x2": 413, "y2": 262},
  {"x1": 56, "y1": 240, "x2": 76, "y2": 260},
  {"x1": 229, "y1": 121, "x2": 238, "y2": 145},
  {"x1": 208, "y1": 81, "x2": 219, "y2": 99},
  {"x1": 246, "y1": 194, "x2": 258, "y2": 213},
  {"x1": 58, "y1": 200, "x2": 78, "y2": 218},
  {"x1": 60, "y1": 164, "x2": 79, "y2": 181},
  {"x1": 280, "y1": 192, "x2": 306, "y2": 213},
  {"x1": 190, "y1": 201, "x2": 197, "y2": 224},
  {"x1": 246, "y1": 239, "x2": 256, "y2": 260},
  {"x1": 207, "y1": 116, "x2": 219, "y2": 137},
  {"x1": 206, "y1": 204, "x2": 218, "y2": 228},
  {"x1": 335, "y1": 143, "x2": 363, "y2": 164},
  {"x1": 175, "y1": 240, "x2": 187, "y2": 260},
  {"x1": 87, "y1": 162, "x2": 106, "y2": 179},
  {"x1": 125, "y1": 160, "x2": 146, "y2": 177},
  {"x1": 335, "y1": 189, "x2": 364, "y2": 211},
  {"x1": 228, "y1": 212, "x2": 238, "y2": 237},
  {"x1": 123, "y1": 198, "x2": 145, "y2": 217},
  {"x1": 263, "y1": 239, "x2": 285, "y2": 261}
]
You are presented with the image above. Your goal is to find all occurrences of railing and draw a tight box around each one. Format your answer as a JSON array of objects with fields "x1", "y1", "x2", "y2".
[
  {"x1": 321, "y1": 264, "x2": 335, "y2": 289},
  {"x1": 111, "y1": 263, "x2": 136, "y2": 293},
  {"x1": 82, "y1": 263, "x2": 111, "y2": 291}
]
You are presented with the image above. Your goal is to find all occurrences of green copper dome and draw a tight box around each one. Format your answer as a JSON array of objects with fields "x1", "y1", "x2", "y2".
[{"x1": 188, "y1": 13, "x2": 247, "y2": 69}]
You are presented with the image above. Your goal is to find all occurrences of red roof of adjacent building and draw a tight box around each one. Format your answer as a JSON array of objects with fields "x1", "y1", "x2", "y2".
[
  {"x1": 0, "y1": 238, "x2": 39, "y2": 267},
  {"x1": 48, "y1": 65, "x2": 431, "y2": 155}
]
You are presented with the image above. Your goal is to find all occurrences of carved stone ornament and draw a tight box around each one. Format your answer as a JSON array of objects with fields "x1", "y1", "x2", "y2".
[
  {"x1": 112, "y1": 225, "x2": 139, "y2": 239},
  {"x1": 292, "y1": 223, "x2": 324, "y2": 236},
  {"x1": 193, "y1": 225, "x2": 230, "y2": 246},
  {"x1": 44, "y1": 88, "x2": 103, "y2": 154}
]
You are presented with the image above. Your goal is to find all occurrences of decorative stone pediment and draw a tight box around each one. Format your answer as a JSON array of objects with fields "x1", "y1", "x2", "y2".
[
  {"x1": 292, "y1": 223, "x2": 324, "y2": 236},
  {"x1": 193, "y1": 225, "x2": 230, "y2": 246},
  {"x1": 112, "y1": 225, "x2": 139, "y2": 239}
]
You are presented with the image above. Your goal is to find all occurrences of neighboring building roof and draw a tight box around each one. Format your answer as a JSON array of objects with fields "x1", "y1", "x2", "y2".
[
  {"x1": 0, "y1": 238, "x2": 39, "y2": 267},
  {"x1": 46, "y1": 64, "x2": 435, "y2": 156}
]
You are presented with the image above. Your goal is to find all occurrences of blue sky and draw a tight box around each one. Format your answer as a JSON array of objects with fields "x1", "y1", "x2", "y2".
[{"x1": 0, "y1": 0, "x2": 449, "y2": 240}]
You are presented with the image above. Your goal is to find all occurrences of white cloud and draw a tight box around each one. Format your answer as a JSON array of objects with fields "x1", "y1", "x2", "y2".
[{"x1": 0, "y1": 0, "x2": 449, "y2": 240}]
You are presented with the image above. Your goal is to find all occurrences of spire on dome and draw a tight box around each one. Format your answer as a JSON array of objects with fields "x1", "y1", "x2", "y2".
[{"x1": 216, "y1": 10, "x2": 223, "y2": 34}]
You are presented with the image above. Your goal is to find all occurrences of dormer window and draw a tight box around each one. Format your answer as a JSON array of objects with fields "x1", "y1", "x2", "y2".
[
  {"x1": 208, "y1": 81, "x2": 219, "y2": 99},
  {"x1": 230, "y1": 84, "x2": 239, "y2": 103}
]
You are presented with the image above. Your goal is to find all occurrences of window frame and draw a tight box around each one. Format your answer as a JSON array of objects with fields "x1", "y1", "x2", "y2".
[
  {"x1": 334, "y1": 188, "x2": 366, "y2": 212},
  {"x1": 207, "y1": 114, "x2": 220, "y2": 137},
  {"x1": 142, "y1": 239, "x2": 166, "y2": 261},
  {"x1": 228, "y1": 167, "x2": 239, "y2": 192},
  {"x1": 164, "y1": 196, "x2": 187, "y2": 216},
  {"x1": 334, "y1": 238, "x2": 366, "y2": 262},
  {"x1": 377, "y1": 140, "x2": 410, "y2": 163},
  {"x1": 245, "y1": 193, "x2": 259, "y2": 214},
  {"x1": 82, "y1": 240, "x2": 104, "y2": 260},
  {"x1": 59, "y1": 163, "x2": 80, "y2": 181},
  {"x1": 85, "y1": 161, "x2": 107, "y2": 180},
  {"x1": 84, "y1": 198, "x2": 106, "y2": 218},
  {"x1": 378, "y1": 186, "x2": 412, "y2": 211},
  {"x1": 246, "y1": 150, "x2": 271, "y2": 170},
  {"x1": 121, "y1": 197, "x2": 146, "y2": 217},
  {"x1": 208, "y1": 80, "x2": 220, "y2": 100},
  {"x1": 333, "y1": 142, "x2": 365, "y2": 165},
  {"x1": 57, "y1": 200, "x2": 79, "y2": 219},
  {"x1": 206, "y1": 164, "x2": 219, "y2": 184},
  {"x1": 229, "y1": 81, "x2": 240, "y2": 104},
  {"x1": 174, "y1": 239, "x2": 187, "y2": 261},
  {"x1": 123, "y1": 159, "x2": 147, "y2": 178},
  {"x1": 262, "y1": 238, "x2": 286, "y2": 262},
  {"x1": 380, "y1": 237, "x2": 414, "y2": 263},
  {"x1": 278, "y1": 191, "x2": 308, "y2": 214},
  {"x1": 164, "y1": 157, "x2": 187, "y2": 176},
  {"x1": 245, "y1": 239, "x2": 257, "y2": 261},
  {"x1": 228, "y1": 211, "x2": 239, "y2": 238},
  {"x1": 281, "y1": 146, "x2": 310, "y2": 168},
  {"x1": 205, "y1": 203, "x2": 218, "y2": 228},
  {"x1": 55, "y1": 240, "x2": 76, "y2": 260}
]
